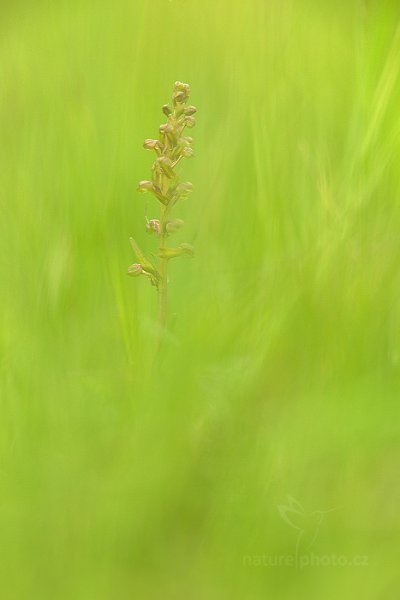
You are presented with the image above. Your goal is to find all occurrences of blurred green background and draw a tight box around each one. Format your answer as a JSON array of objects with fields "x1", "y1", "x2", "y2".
[{"x1": 1, "y1": 0, "x2": 400, "y2": 598}]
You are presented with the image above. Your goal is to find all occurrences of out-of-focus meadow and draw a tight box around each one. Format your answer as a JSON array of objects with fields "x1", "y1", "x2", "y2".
[{"x1": 1, "y1": 0, "x2": 400, "y2": 597}]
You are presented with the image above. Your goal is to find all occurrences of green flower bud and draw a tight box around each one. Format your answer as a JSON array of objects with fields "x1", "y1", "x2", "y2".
[
  {"x1": 159, "y1": 123, "x2": 177, "y2": 145},
  {"x1": 182, "y1": 147, "x2": 194, "y2": 158},
  {"x1": 143, "y1": 139, "x2": 161, "y2": 150},
  {"x1": 173, "y1": 137, "x2": 193, "y2": 159},
  {"x1": 175, "y1": 182, "x2": 193, "y2": 197},
  {"x1": 127, "y1": 263, "x2": 143, "y2": 277},
  {"x1": 184, "y1": 116, "x2": 196, "y2": 128},
  {"x1": 174, "y1": 81, "x2": 190, "y2": 93},
  {"x1": 177, "y1": 136, "x2": 192, "y2": 147},
  {"x1": 156, "y1": 156, "x2": 175, "y2": 178},
  {"x1": 165, "y1": 218, "x2": 184, "y2": 234},
  {"x1": 173, "y1": 91, "x2": 187, "y2": 105},
  {"x1": 172, "y1": 82, "x2": 190, "y2": 105},
  {"x1": 159, "y1": 123, "x2": 173, "y2": 135},
  {"x1": 179, "y1": 243, "x2": 194, "y2": 256},
  {"x1": 162, "y1": 104, "x2": 172, "y2": 117},
  {"x1": 137, "y1": 180, "x2": 168, "y2": 205},
  {"x1": 137, "y1": 180, "x2": 154, "y2": 193},
  {"x1": 184, "y1": 105, "x2": 197, "y2": 115}
]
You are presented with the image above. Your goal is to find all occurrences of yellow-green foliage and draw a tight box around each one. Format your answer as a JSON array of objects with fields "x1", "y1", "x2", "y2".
[{"x1": 0, "y1": 1, "x2": 399, "y2": 598}]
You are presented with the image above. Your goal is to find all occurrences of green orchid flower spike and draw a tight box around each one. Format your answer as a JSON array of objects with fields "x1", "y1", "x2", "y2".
[{"x1": 128, "y1": 81, "x2": 196, "y2": 334}]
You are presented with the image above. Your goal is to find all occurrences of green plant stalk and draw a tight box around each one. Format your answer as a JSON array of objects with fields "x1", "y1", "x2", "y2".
[
  {"x1": 158, "y1": 204, "x2": 168, "y2": 330},
  {"x1": 128, "y1": 81, "x2": 196, "y2": 339}
]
